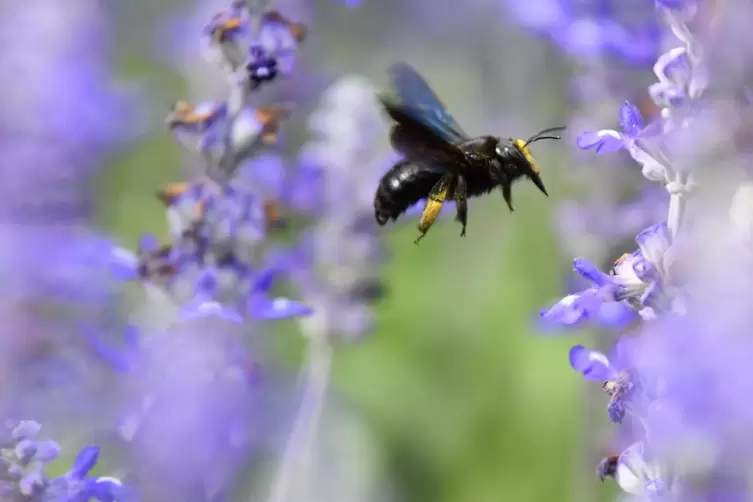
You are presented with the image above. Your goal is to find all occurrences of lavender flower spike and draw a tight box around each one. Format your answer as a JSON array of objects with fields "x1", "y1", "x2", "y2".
[
  {"x1": 293, "y1": 75, "x2": 388, "y2": 340},
  {"x1": 267, "y1": 75, "x2": 388, "y2": 502}
]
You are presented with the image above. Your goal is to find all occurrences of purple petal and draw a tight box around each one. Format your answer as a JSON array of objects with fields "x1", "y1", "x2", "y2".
[
  {"x1": 80, "y1": 325, "x2": 133, "y2": 373},
  {"x1": 33, "y1": 440, "x2": 61, "y2": 462},
  {"x1": 569, "y1": 345, "x2": 615, "y2": 381},
  {"x1": 108, "y1": 248, "x2": 138, "y2": 281},
  {"x1": 86, "y1": 477, "x2": 126, "y2": 502},
  {"x1": 247, "y1": 296, "x2": 313, "y2": 320},
  {"x1": 619, "y1": 101, "x2": 643, "y2": 137},
  {"x1": 573, "y1": 258, "x2": 612, "y2": 287},
  {"x1": 70, "y1": 445, "x2": 100, "y2": 479},
  {"x1": 18, "y1": 470, "x2": 44, "y2": 496},
  {"x1": 592, "y1": 301, "x2": 638, "y2": 330},
  {"x1": 655, "y1": 47, "x2": 693, "y2": 87},
  {"x1": 179, "y1": 300, "x2": 244, "y2": 324},
  {"x1": 252, "y1": 268, "x2": 277, "y2": 294},
  {"x1": 576, "y1": 130, "x2": 626, "y2": 153},
  {"x1": 540, "y1": 290, "x2": 601, "y2": 326},
  {"x1": 656, "y1": 0, "x2": 689, "y2": 8},
  {"x1": 635, "y1": 222, "x2": 671, "y2": 270},
  {"x1": 123, "y1": 325, "x2": 140, "y2": 351},
  {"x1": 196, "y1": 271, "x2": 219, "y2": 295},
  {"x1": 11, "y1": 421, "x2": 41, "y2": 440},
  {"x1": 15, "y1": 440, "x2": 37, "y2": 459}
]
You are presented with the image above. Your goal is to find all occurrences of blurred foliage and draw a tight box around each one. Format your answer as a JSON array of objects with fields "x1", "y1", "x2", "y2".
[{"x1": 95, "y1": 3, "x2": 623, "y2": 501}]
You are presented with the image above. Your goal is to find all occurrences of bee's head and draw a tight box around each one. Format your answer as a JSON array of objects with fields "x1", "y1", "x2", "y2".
[{"x1": 496, "y1": 126, "x2": 566, "y2": 196}]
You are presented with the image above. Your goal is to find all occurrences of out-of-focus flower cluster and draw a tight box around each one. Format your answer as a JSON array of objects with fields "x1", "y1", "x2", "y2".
[
  {"x1": 505, "y1": 0, "x2": 662, "y2": 65},
  {"x1": 535, "y1": 0, "x2": 753, "y2": 499}
]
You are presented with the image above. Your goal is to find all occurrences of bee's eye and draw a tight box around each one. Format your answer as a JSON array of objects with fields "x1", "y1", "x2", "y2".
[{"x1": 495, "y1": 145, "x2": 507, "y2": 157}]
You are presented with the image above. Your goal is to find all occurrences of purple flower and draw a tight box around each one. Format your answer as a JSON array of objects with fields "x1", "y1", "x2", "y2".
[
  {"x1": 570, "y1": 337, "x2": 639, "y2": 423},
  {"x1": 577, "y1": 101, "x2": 671, "y2": 182},
  {"x1": 649, "y1": 47, "x2": 707, "y2": 114},
  {"x1": 119, "y1": 322, "x2": 262, "y2": 501},
  {"x1": 177, "y1": 264, "x2": 311, "y2": 322},
  {"x1": 0, "y1": 421, "x2": 127, "y2": 501},
  {"x1": 543, "y1": 222, "x2": 684, "y2": 324},
  {"x1": 540, "y1": 258, "x2": 615, "y2": 326},
  {"x1": 612, "y1": 222, "x2": 685, "y2": 319},
  {"x1": 570, "y1": 338, "x2": 632, "y2": 382},
  {"x1": 577, "y1": 101, "x2": 648, "y2": 153},
  {"x1": 45, "y1": 446, "x2": 127, "y2": 502},
  {"x1": 606, "y1": 442, "x2": 675, "y2": 496}
]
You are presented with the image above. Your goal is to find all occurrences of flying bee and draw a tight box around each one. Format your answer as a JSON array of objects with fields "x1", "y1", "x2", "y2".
[{"x1": 373, "y1": 63, "x2": 565, "y2": 244}]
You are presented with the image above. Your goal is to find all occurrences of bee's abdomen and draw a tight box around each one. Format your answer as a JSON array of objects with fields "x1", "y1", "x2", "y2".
[{"x1": 374, "y1": 160, "x2": 442, "y2": 225}]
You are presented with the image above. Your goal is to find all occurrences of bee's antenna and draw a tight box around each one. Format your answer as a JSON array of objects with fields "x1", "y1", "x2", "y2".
[{"x1": 523, "y1": 126, "x2": 566, "y2": 147}]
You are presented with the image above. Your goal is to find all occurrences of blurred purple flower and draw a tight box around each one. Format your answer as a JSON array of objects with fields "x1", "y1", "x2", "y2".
[
  {"x1": 0, "y1": 2, "x2": 138, "y2": 226},
  {"x1": 45, "y1": 446, "x2": 129, "y2": 502},
  {"x1": 557, "y1": 186, "x2": 668, "y2": 251},
  {"x1": 505, "y1": 0, "x2": 661, "y2": 65},
  {"x1": 0, "y1": 420, "x2": 126, "y2": 501},
  {"x1": 81, "y1": 325, "x2": 141, "y2": 374},
  {"x1": 119, "y1": 320, "x2": 264, "y2": 501},
  {"x1": 285, "y1": 75, "x2": 388, "y2": 340},
  {"x1": 0, "y1": 0, "x2": 143, "y2": 441}
]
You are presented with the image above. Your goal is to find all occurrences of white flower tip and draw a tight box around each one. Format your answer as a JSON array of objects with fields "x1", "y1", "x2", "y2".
[
  {"x1": 587, "y1": 351, "x2": 611, "y2": 368},
  {"x1": 111, "y1": 247, "x2": 137, "y2": 264},
  {"x1": 597, "y1": 130, "x2": 622, "y2": 140},
  {"x1": 271, "y1": 297, "x2": 291, "y2": 310},
  {"x1": 96, "y1": 476, "x2": 122, "y2": 486}
]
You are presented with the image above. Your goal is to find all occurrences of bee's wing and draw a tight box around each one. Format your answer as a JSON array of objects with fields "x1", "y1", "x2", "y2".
[
  {"x1": 388, "y1": 63, "x2": 469, "y2": 143},
  {"x1": 380, "y1": 98, "x2": 466, "y2": 174}
]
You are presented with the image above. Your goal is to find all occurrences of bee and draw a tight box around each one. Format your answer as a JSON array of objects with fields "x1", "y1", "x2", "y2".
[
  {"x1": 596, "y1": 455, "x2": 620, "y2": 482},
  {"x1": 374, "y1": 63, "x2": 565, "y2": 244}
]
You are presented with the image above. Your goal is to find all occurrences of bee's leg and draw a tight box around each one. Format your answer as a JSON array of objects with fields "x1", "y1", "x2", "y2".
[
  {"x1": 415, "y1": 174, "x2": 454, "y2": 245},
  {"x1": 501, "y1": 182, "x2": 514, "y2": 212},
  {"x1": 454, "y1": 175, "x2": 468, "y2": 237}
]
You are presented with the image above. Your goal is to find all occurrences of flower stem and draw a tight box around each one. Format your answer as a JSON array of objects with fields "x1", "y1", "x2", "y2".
[
  {"x1": 667, "y1": 173, "x2": 689, "y2": 239},
  {"x1": 267, "y1": 333, "x2": 333, "y2": 502}
]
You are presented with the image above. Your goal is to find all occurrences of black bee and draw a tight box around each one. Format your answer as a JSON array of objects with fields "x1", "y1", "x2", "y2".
[{"x1": 374, "y1": 63, "x2": 565, "y2": 244}]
